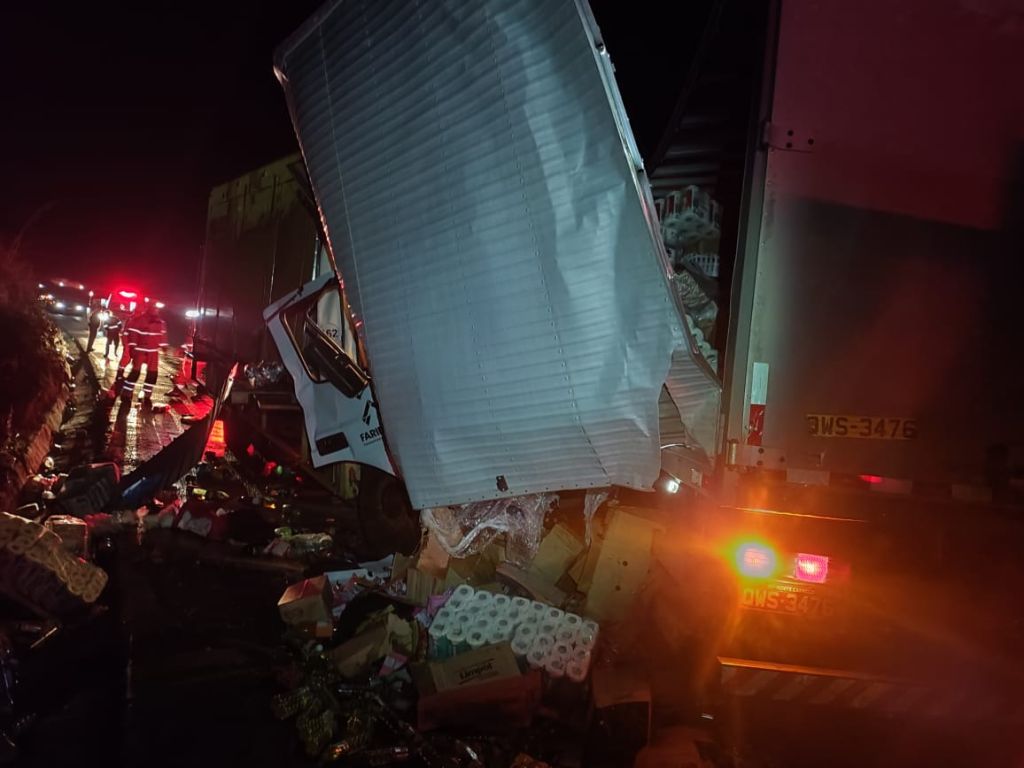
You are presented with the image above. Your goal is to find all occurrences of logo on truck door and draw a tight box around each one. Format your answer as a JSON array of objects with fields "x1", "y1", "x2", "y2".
[{"x1": 806, "y1": 415, "x2": 917, "y2": 440}]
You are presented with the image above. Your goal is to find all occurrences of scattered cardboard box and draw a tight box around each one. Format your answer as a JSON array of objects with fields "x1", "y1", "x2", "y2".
[
  {"x1": 327, "y1": 611, "x2": 415, "y2": 678},
  {"x1": 428, "y1": 643, "x2": 521, "y2": 692},
  {"x1": 496, "y1": 563, "x2": 567, "y2": 607},
  {"x1": 277, "y1": 575, "x2": 332, "y2": 626},
  {"x1": 584, "y1": 508, "x2": 663, "y2": 622},
  {"x1": 415, "y1": 645, "x2": 541, "y2": 731},
  {"x1": 528, "y1": 523, "x2": 584, "y2": 585}
]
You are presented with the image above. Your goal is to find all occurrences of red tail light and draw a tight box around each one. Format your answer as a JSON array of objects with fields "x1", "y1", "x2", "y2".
[{"x1": 793, "y1": 553, "x2": 829, "y2": 584}]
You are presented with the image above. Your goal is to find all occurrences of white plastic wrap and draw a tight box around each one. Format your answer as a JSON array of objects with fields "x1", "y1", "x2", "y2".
[
  {"x1": 582, "y1": 487, "x2": 609, "y2": 546},
  {"x1": 420, "y1": 493, "x2": 556, "y2": 565}
]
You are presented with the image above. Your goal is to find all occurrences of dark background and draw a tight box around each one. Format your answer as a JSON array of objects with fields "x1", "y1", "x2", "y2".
[{"x1": 0, "y1": 1, "x2": 700, "y2": 299}]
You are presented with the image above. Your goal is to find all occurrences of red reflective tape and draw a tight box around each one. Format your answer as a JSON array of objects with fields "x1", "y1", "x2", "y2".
[
  {"x1": 734, "y1": 670, "x2": 778, "y2": 697},
  {"x1": 808, "y1": 677, "x2": 857, "y2": 705},
  {"x1": 747, "y1": 404, "x2": 766, "y2": 446},
  {"x1": 772, "y1": 674, "x2": 816, "y2": 702},
  {"x1": 720, "y1": 665, "x2": 750, "y2": 691},
  {"x1": 849, "y1": 681, "x2": 893, "y2": 709}
]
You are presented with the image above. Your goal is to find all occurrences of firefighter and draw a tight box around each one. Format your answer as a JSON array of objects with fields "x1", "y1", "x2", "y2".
[
  {"x1": 103, "y1": 308, "x2": 124, "y2": 359},
  {"x1": 112, "y1": 309, "x2": 138, "y2": 397},
  {"x1": 85, "y1": 301, "x2": 103, "y2": 352},
  {"x1": 121, "y1": 302, "x2": 167, "y2": 405}
]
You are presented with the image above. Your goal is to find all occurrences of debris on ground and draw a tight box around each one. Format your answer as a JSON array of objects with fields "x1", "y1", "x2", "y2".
[{"x1": 252, "y1": 490, "x2": 721, "y2": 768}]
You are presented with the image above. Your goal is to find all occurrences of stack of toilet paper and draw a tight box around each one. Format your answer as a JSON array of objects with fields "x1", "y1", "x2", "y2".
[{"x1": 427, "y1": 585, "x2": 598, "y2": 683}]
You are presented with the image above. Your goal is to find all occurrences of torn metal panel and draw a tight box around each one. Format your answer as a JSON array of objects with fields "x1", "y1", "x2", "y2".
[{"x1": 275, "y1": 0, "x2": 720, "y2": 509}]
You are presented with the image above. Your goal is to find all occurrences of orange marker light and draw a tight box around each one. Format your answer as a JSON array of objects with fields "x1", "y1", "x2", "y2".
[{"x1": 736, "y1": 543, "x2": 776, "y2": 579}]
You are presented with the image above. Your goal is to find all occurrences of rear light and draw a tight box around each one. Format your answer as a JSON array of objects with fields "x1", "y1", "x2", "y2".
[
  {"x1": 736, "y1": 543, "x2": 776, "y2": 579},
  {"x1": 793, "y1": 553, "x2": 829, "y2": 584}
]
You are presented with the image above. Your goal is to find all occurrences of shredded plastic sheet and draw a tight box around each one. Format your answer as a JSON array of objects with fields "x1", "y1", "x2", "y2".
[
  {"x1": 419, "y1": 493, "x2": 557, "y2": 566},
  {"x1": 583, "y1": 488, "x2": 609, "y2": 547}
]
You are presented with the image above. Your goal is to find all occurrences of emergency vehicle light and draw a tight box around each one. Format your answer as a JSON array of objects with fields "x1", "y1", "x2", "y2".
[{"x1": 119, "y1": 290, "x2": 136, "y2": 299}]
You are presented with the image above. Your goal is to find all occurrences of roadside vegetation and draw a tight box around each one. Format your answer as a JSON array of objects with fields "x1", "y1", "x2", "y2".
[{"x1": 0, "y1": 243, "x2": 70, "y2": 502}]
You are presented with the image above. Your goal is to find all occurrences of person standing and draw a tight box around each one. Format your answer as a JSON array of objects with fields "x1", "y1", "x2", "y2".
[
  {"x1": 121, "y1": 303, "x2": 168, "y2": 405},
  {"x1": 112, "y1": 309, "x2": 139, "y2": 398},
  {"x1": 103, "y1": 310, "x2": 123, "y2": 359},
  {"x1": 86, "y1": 302, "x2": 103, "y2": 352}
]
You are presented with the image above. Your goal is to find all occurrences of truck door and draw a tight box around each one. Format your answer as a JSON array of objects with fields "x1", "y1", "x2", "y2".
[{"x1": 264, "y1": 272, "x2": 395, "y2": 475}]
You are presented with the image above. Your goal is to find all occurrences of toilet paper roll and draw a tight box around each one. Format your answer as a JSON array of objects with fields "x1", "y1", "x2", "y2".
[
  {"x1": 492, "y1": 594, "x2": 511, "y2": 612},
  {"x1": 552, "y1": 641, "x2": 572, "y2": 661},
  {"x1": 545, "y1": 607, "x2": 565, "y2": 624},
  {"x1": 513, "y1": 624, "x2": 537, "y2": 644},
  {"x1": 566, "y1": 660, "x2": 588, "y2": 684},
  {"x1": 527, "y1": 647, "x2": 548, "y2": 670},
  {"x1": 579, "y1": 618, "x2": 600, "y2": 646},
  {"x1": 486, "y1": 624, "x2": 512, "y2": 645},
  {"x1": 545, "y1": 656, "x2": 567, "y2": 678},
  {"x1": 483, "y1": 607, "x2": 502, "y2": 623},
  {"x1": 453, "y1": 584, "x2": 476, "y2": 602},
  {"x1": 446, "y1": 624, "x2": 469, "y2": 655},
  {"x1": 511, "y1": 636, "x2": 533, "y2": 659},
  {"x1": 556, "y1": 629, "x2": 577, "y2": 646},
  {"x1": 528, "y1": 601, "x2": 548, "y2": 622},
  {"x1": 531, "y1": 634, "x2": 554, "y2": 654},
  {"x1": 491, "y1": 617, "x2": 514, "y2": 641},
  {"x1": 471, "y1": 590, "x2": 494, "y2": 609},
  {"x1": 538, "y1": 621, "x2": 560, "y2": 641},
  {"x1": 446, "y1": 597, "x2": 466, "y2": 613},
  {"x1": 428, "y1": 620, "x2": 451, "y2": 659},
  {"x1": 466, "y1": 627, "x2": 489, "y2": 650},
  {"x1": 511, "y1": 596, "x2": 531, "y2": 613},
  {"x1": 560, "y1": 613, "x2": 582, "y2": 632}
]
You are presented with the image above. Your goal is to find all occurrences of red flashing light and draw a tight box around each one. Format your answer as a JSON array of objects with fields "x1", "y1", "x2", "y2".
[
  {"x1": 246, "y1": 443, "x2": 256, "y2": 457},
  {"x1": 859, "y1": 474, "x2": 884, "y2": 484},
  {"x1": 119, "y1": 290, "x2": 137, "y2": 299},
  {"x1": 794, "y1": 553, "x2": 829, "y2": 584}
]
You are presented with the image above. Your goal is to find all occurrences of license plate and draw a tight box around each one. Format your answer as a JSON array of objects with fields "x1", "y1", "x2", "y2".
[
  {"x1": 806, "y1": 414, "x2": 917, "y2": 440},
  {"x1": 741, "y1": 584, "x2": 836, "y2": 617}
]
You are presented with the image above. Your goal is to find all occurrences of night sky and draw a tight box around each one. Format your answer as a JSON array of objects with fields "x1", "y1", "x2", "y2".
[{"x1": 1, "y1": 1, "x2": 698, "y2": 299}]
